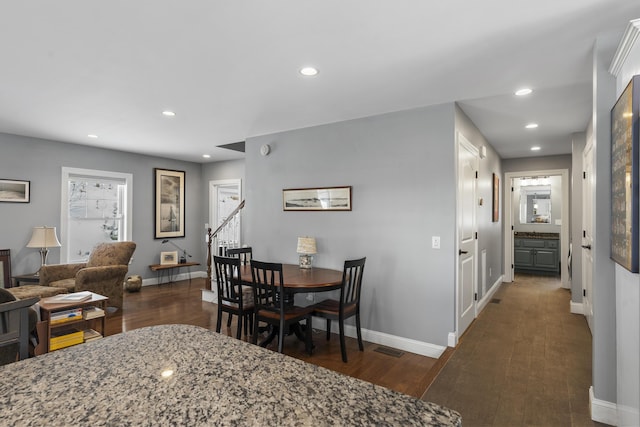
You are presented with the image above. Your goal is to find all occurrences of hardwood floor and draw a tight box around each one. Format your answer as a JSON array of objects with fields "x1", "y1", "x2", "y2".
[{"x1": 105, "y1": 278, "x2": 439, "y2": 398}]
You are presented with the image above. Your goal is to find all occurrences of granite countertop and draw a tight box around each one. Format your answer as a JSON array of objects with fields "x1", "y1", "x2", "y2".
[
  {"x1": 0, "y1": 324, "x2": 461, "y2": 426},
  {"x1": 514, "y1": 232, "x2": 560, "y2": 240}
]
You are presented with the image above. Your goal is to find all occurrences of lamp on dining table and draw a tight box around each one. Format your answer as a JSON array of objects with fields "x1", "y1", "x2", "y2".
[
  {"x1": 26, "y1": 226, "x2": 62, "y2": 273},
  {"x1": 297, "y1": 237, "x2": 317, "y2": 269}
]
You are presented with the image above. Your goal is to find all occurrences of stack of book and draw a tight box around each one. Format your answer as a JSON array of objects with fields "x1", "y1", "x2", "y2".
[
  {"x1": 50, "y1": 328, "x2": 84, "y2": 351},
  {"x1": 83, "y1": 329, "x2": 103, "y2": 343},
  {"x1": 50, "y1": 308, "x2": 83, "y2": 325},
  {"x1": 83, "y1": 306, "x2": 105, "y2": 320}
]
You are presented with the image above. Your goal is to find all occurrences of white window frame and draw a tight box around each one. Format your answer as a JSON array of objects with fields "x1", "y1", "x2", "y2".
[{"x1": 60, "y1": 167, "x2": 133, "y2": 263}]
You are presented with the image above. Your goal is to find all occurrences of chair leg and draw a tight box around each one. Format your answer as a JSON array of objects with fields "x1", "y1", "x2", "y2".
[
  {"x1": 339, "y1": 319, "x2": 347, "y2": 363},
  {"x1": 227, "y1": 313, "x2": 233, "y2": 327},
  {"x1": 252, "y1": 315, "x2": 259, "y2": 345},
  {"x1": 216, "y1": 308, "x2": 222, "y2": 333},
  {"x1": 277, "y1": 319, "x2": 285, "y2": 353},
  {"x1": 326, "y1": 319, "x2": 331, "y2": 340},
  {"x1": 236, "y1": 313, "x2": 243, "y2": 339},
  {"x1": 356, "y1": 313, "x2": 364, "y2": 351}
]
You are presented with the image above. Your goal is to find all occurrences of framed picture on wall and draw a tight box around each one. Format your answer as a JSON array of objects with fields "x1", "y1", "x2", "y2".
[
  {"x1": 283, "y1": 186, "x2": 352, "y2": 211},
  {"x1": 492, "y1": 173, "x2": 499, "y2": 222},
  {"x1": 610, "y1": 75, "x2": 639, "y2": 273},
  {"x1": 154, "y1": 168, "x2": 186, "y2": 239},
  {"x1": 0, "y1": 179, "x2": 30, "y2": 203}
]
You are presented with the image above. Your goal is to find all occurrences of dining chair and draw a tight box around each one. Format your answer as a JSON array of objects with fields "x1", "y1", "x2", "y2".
[
  {"x1": 213, "y1": 256, "x2": 254, "y2": 340},
  {"x1": 311, "y1": 257, "x2": 366, "y2": 362},
  {"x1": 225, "y1": 247, "x2": 252, "y2": 265},
  {"x1": 0, "y1": 288, "x2": 39, "y2": 365},
  {"x1": 223, "y1": 247, "x2": 253, "y2": 328},
  {"x1": 250, "y1": 260, "x2": 313, "y2": 355}
]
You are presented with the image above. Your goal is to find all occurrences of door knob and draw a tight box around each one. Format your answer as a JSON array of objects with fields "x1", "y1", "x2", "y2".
[
  {"x1": 459, "y1": 250, "x2": 468, "y2": 255},
  {"x1": 581, "y1": 244, "x2": 591, "y2": 250}
]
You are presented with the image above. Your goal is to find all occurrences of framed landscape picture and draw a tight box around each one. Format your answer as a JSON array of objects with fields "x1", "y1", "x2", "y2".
[
  {"x1": 154, "y1": 168, "x2": 185, "y2": 239},
  {"x1": 0, "y1": 179, "x2": 30, "y2": 203},
  {"x1": 283, "y1": 186, "x2": 352, "y2": 211},
  {"x1": 610, "y1": 75, "x2": 639, "y2": 273}
]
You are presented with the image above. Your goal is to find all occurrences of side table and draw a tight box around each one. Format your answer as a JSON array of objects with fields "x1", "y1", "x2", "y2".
[
  {"x1": 39, "y1": 292, "x2": 108, "y2": 353},
  {"x1": 12, "y1": 272, "x2": 40, "y2": 287}
]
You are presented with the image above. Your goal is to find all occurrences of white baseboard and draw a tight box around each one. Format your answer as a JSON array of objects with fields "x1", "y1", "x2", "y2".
[
  {"x1": 570, "y1": 301, "x2": 584, "y2": 315},
  {"x1": 201, "y1": 288, "x2": 216, "y2": 303},
  {"x1": 590, "y1": 386, "x2": 618, "y2": 426},
  {"x1": 477, "y1": 275, "x2": 504, "y2": 313},
  {"x1": 311, "y1": 317, "x2": 446, "y2": 359},
  {"x1": 448, "y1": 332, "x2": 457, "y2": 347}
]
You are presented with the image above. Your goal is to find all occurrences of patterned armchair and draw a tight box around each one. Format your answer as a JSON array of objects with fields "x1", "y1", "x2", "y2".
[{"x1": 39, "y1": 242, "x2": 136, "y2": 311}]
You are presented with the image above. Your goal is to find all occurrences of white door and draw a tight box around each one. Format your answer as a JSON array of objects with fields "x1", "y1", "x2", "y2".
[
  {"x1": 582, "y1": 139, "x2": 594, "y2": 332},
  {"x1": 457, "y1": 134, "x2": 478, "y2": 338},
  {"x1": 209, "y1": 179, "x2": 242, "y2": 254}
]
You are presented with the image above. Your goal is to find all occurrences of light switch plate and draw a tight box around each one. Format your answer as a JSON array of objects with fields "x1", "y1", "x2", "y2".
[{"x1": 432, "y1": 236, "x2": 441, "y2": 249}]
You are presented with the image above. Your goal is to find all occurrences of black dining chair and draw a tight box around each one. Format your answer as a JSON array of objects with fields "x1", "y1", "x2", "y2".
[
  {"x1": 213, "y1": 256, "x2": 254, "y2": 340},
  {"x1": 311, "y1": 257, "x2": 366, "y2": 362},
  {"x1": 225, "y1": 247, "x2": 252, "y2": 265},
  {"x1": 250, "y1": 260, "x2": 313, "y2": 355},
  {"x1": 224, "y1": 247, "x2": 253, "y2": 328}
]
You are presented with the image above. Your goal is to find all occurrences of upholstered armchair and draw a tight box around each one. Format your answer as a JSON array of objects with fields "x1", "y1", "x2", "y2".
[{"x1": 39, "y1": 242, "x2": 136, "y2": 311}]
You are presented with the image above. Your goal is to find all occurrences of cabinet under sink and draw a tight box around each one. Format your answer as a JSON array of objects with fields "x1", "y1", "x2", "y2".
[{"x1": 514, "y1": 234, "x2": 560, "y2": 274}]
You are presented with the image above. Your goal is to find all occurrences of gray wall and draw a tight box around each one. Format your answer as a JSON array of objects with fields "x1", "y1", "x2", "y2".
[
  {"x1": 591, "y1": 31, "x2": 618, "y2": 406},
  {"x1": 502, "y1": 154, "x2": 572, "y2": 174},
  {"x1": 245, "y1": 103, "x2": 458, "y2": 346},
  {"x1": 0, "y1": 133, "x2": 207, "y2": 280},
  {"x1": 455, "y1": 105, "x2": 504, "y2": 299}
]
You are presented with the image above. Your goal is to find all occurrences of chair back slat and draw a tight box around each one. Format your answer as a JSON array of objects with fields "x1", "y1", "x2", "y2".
[
  {"x1": 226, "y1": 247, "x2": 252, "y2": 265},
  {"x1": 213, "y1": 256, "x2": 243, "y2": 306},
  {"x1": 250, "y1": 260, "x2": 284, "y2": 316},
  {"x1": 340, "y1": 257, "x2": 366, "y2": 310}
]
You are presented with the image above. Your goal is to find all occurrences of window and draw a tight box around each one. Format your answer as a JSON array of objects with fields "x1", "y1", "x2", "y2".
[{"x1": 61, "y1": 168, "x2": 133, "y2": 263}]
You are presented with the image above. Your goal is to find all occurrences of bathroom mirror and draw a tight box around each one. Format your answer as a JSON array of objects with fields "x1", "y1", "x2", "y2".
[{"x1": 519, "y1": 181, "x2": 551, "y2": 224}]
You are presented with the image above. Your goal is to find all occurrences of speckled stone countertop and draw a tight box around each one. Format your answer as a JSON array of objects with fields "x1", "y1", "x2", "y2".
[{"x1": 0, "y1": 324, "x2": 461, "y2": 426}]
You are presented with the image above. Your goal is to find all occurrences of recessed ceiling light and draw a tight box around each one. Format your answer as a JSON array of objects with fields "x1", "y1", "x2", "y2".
[
  {"x1": 87, "y1": 134, "x2": 98, "y2": 139},
  {"x1": 525, "y1": 123, "x2": 539, "y2": 129},
  {"x1": 515, "y1": 88, "x2": 533, "y2": 96},
  {"x1": 202, "y1": 154, "x2": 211, "y2": 159},
  {"x1": 162, "y1": 111, "x2": 176, "y2": 117},
  {"x1": 531, "y1": 146, "x2": 541, "y2": 151},
  {"x1": 299, "y1": 67, "x2": 319, "y2": 76}
]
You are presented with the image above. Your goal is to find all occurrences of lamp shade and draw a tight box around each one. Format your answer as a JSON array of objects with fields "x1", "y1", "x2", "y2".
[
  {"x1": 296, "y1": 237, "x2": 317, "y2": 254},
  {"x1": 26, "y1": 226, "x2": 61, "y2": 249}
]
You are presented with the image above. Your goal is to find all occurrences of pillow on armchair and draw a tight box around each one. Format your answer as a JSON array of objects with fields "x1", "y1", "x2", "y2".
[{"x1": 39, "y1": 242, "x2": 136, "y2": 311}]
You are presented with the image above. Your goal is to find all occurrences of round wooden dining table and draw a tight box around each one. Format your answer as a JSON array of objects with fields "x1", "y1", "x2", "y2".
[{"x1": 238, "y1": 263, "x2": 343, "y2": 293}]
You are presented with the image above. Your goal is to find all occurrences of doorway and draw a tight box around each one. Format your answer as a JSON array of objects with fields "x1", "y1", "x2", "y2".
[
  {"x1": 208, "y1": 179, "x2": 242, "y2": 254},
  {"x1": 504, "y1": 169, "x2": 569, "y2": 288}
]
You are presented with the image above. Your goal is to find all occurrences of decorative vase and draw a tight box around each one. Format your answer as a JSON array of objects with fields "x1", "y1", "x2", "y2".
[{"x1": 125, "y1": 275, "x2": 142, "y2": 292}]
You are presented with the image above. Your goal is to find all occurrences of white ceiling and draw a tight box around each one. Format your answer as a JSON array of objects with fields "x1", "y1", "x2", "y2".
[{"x1": 1, "y1": 1, "x2": 638, "y2": 163}]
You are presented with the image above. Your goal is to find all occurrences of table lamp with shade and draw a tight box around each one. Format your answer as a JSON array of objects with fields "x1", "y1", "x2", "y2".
[
  {"x1": 297, "y1": 237, "x2": 317, "y2": 269},
  {"x1": 26, "y1": 226, "x2": 62, "y2": 273}
]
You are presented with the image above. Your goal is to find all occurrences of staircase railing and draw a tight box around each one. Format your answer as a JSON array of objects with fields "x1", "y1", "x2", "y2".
[{"x1": 205, "y1": 200, "x2": 245, "y2": 290}]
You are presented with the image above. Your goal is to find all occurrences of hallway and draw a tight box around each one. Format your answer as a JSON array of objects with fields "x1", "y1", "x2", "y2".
[{"x1": 423, "y1": 274, "x2": 606, "y2": 426}]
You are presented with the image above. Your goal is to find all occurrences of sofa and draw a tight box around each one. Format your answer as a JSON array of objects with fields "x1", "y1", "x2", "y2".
[{"x1": 10, "y1": 242, "x2": 136, "y2": 311}]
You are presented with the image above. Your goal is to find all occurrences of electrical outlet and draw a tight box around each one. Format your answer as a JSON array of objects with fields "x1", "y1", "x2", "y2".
[
  {"x1": 489, "y1": 267, "x2": 492, "y2": 276},
  {"x1": 432, "y1": 236, "x2": 441, "y2": 249}
]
